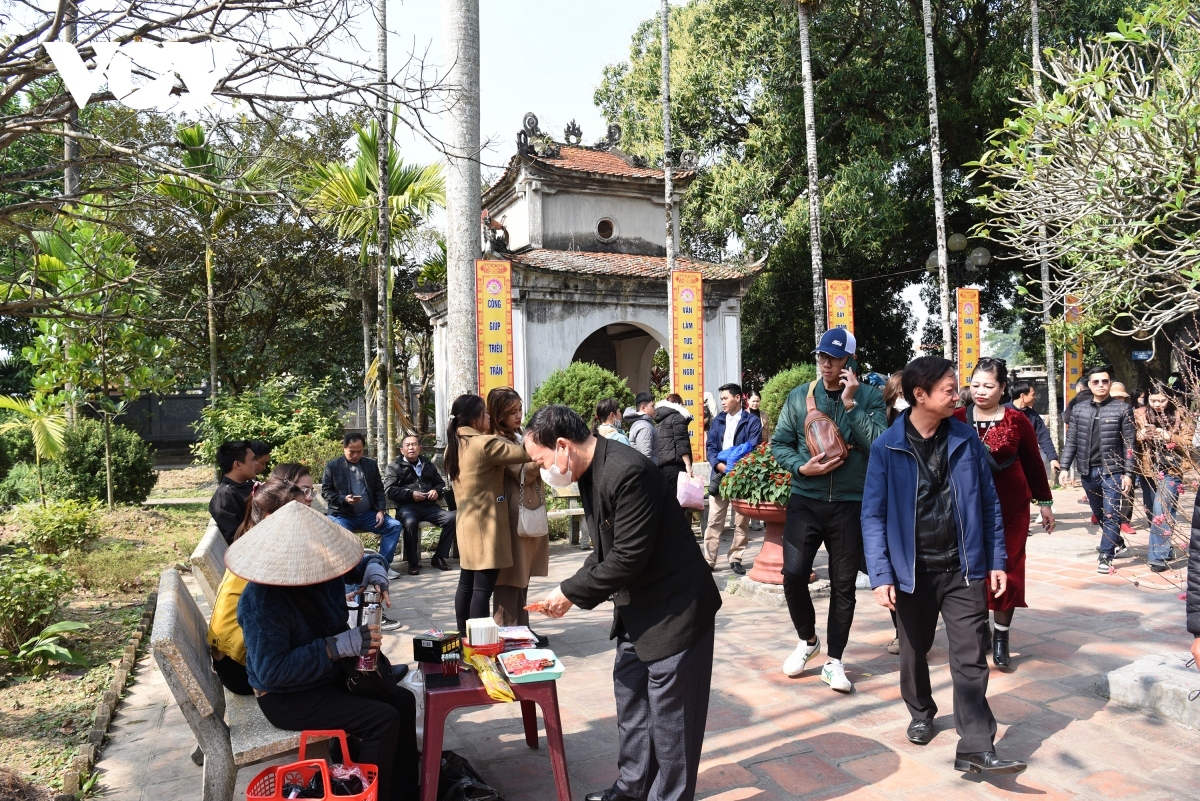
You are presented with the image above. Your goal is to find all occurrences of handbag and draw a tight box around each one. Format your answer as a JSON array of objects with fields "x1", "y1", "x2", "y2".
[
  {"x1": 516, "y1": 465, "x2": 549, "y2": 538},
  {"x1": 804, "y1": 382, "x2": 850, "y2": 463},
  {"x1": 677, "y1": 472, "x2": 705, "y2": 510}
]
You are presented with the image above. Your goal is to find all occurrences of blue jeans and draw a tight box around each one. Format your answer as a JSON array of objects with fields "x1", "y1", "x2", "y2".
[
  {"x1": 1081, "y1": 468, "x2": 1126, "y2": 557},
  {"x1": 1148, "y1": 474, "x2": 1182, "y2": 564},
  {"x1": 330, "y1": 510, "x2": 404, "y2": 567}
]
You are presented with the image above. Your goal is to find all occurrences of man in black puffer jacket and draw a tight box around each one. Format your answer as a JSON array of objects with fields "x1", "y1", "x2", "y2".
[{"x1": 1060, "y1": 365, "x2": 1136, "y2": 574}]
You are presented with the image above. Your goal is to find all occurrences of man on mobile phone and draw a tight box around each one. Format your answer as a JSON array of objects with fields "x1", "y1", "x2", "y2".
[
  {"x1": 770, "y1": 328, "x2": 886, "y2": 693},
  {"x1": 322, "y1": 433, "x2": 405, "y2": 581}
]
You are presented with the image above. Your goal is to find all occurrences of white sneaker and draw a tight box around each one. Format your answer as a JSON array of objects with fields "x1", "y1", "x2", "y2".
[
  {"x1": 821, "y1": 660, "x2": 853, "y2": 693},
  {"x1": 783, "y1": 636, "x2": 821, "y2": 677}
]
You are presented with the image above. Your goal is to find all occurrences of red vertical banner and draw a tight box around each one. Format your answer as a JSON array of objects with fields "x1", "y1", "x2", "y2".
[
  {"x1": 670, "y1": 270, "x2": 705, "y2": 462},
  {"x1": 956, "y1": 288, "x2": 980, "y2": 388},
  {"x1": 476, "y1": 260, "x2": 514, "y2": 398},
  {"x1": 825, "y1": 280, "x2": 854, "y2": 334},
  {"x1": 1063, "y1": 294, "x2": 1084, "y2": 406}
]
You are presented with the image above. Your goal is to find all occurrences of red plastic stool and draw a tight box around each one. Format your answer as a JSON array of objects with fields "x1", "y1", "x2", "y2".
[{"x1": 420, "y1": 665, "x2": 570, "y2": 801}]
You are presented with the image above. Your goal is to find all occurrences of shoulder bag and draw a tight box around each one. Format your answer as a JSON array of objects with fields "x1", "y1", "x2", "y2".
[
  {"x1": 804, "y1": 382, "x2": 850, "y2": 463},
  {"x1": 517, "y1": 464, "x2": 549, "y2": 538}
]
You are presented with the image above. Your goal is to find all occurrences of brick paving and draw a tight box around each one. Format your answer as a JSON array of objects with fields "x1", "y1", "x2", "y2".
[{"x1": 94, "y1": 487, "x2": 1200, "y2": 800}]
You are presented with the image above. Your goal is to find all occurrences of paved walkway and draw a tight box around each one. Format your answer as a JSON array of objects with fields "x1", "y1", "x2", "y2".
[{"x1": 95, "y1": 488, "x2": 1200, "y2": 800}]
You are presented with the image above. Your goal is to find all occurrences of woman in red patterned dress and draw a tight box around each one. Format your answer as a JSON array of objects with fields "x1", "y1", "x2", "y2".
[{"x1": 954, "y1": 358, "x2": 1055, "y2": 668}]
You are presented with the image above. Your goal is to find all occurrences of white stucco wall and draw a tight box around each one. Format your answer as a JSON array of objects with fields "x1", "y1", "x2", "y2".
[{"x1": 539, "y1": 190, "x2": 665, "y2": 254}]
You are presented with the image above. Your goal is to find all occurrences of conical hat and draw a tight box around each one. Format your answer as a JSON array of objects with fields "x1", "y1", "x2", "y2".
[{"x1": 225, "y1": 501, "x2": 364, "y2": 586}]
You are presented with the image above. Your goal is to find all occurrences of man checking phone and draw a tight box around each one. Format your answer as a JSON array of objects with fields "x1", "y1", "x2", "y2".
[
  {"x1": 322, "y1": 433, "x2": 406, "y2": 582},
  {"x1": 770, "y1": 329, "x2": 886, "y2": 693}
]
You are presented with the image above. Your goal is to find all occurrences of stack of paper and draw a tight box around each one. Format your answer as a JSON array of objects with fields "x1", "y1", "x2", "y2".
[
  {"x1": 498, "y1": 626, "x2": 538, "y2": 651},
  {"x1": 466, "y1": 617, "x2": 499, "y2": 646}
]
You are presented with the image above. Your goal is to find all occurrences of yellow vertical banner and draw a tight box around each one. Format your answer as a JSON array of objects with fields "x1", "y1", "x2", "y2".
[
  {"x1": 825, "y1": 280, "x2": 854, "y2": 334},
  {"x1": 670, "y1": 270, "x2": 705, "y2": 461},
  {"x1": 475, "y1": 260, "x2": 514, "y2": 398},
  {"x1": 1063, "y1": 294, "x2": 1084, "y2": 406},
  {"x1": 956, "y1": 288, "x2": 980, "y2": 388}
]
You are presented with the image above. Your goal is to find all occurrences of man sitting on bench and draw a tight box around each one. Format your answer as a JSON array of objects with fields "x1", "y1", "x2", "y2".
[
  {"x1": 384, "y1": 434, "x2": 457, "y2": 574},
  {"x1": 322, "y1": 433, "x2": 406, "y2": 582}
]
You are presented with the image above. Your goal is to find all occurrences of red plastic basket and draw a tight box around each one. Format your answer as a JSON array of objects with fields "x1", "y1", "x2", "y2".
[{"x1": 245, "y1": 730, "x2": 378, "y2": 801}]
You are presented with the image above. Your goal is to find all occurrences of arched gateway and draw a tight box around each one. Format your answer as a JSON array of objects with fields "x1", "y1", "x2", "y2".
[{"x1": 419, "y1": 116, "x2": 763, "y2": 441}]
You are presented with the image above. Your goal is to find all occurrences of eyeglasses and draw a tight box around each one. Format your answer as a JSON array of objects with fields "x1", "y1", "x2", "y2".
[
  {"x1": 1089, "y1": 378, "x2": 1111, "y2": 385},
  {"x1": 298, "y1": 486, "x2": 314, "y2": 499}
]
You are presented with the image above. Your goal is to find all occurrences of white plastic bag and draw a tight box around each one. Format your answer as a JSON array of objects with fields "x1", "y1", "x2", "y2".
[
  {"x1": 676, "y1": 472, "x2": 705, "y2": 510},
  {"x1": 400, "y1": 668, "x2": 425, "y2": 745}
]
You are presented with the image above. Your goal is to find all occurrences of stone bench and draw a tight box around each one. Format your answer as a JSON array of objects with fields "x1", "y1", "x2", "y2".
[
  {"x1": 188, "y1": 518, "x2": 226, "y2": 608},
  {"x1": 151, "y1": 569, "x2": 326, "y2": 801},
  {"x1": 549, "y1": 484, "x2": 589, "y2": 548}
]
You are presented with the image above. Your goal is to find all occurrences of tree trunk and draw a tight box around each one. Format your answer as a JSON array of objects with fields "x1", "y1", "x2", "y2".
[
  {"x1": 62, "y1": 1, "x2": 79, "y2": 200},
  {"x1": 376, "y1": 0, "x2": 394, "y2": 464},
  {"x1": 1030, "y1": 0, "x2": 1060, "y2": 449},
  {"x1": 441, "y1": 0, "x2": 481, "y2": 401},
  {"x1": 798, "y1": 3, "x2": 825, "y2": 346},
  {"x1": 920, "y1": 0, "x2": 952, "y2": 358},
  {"x1": 103, "y1": 414, "x2": 115, "y2": 510},
  {"x1": 361, "y1": 262, "x2": 376, "y2": 450},
  {"x1": 205, "y1": 239, "x2": 219, "y2": 403},
  {"x1": 661, "y1": 0, "x2": 675, "y2": 275}
]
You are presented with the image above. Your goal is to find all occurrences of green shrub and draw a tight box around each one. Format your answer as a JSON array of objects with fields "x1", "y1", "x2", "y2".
[
  {"x1": 55, "y1": 418, "x2": 157, "y2": 504},
  {"x1": 273, "y1": 434, "x2": 345, "y2": 481},
  {"x1": 761, "y1": 364, "x2": 817, "y2": 428},
  {"x1": 15, "y1": 499, "x2": 102, "y2": 555},
  {"x1": 529, "y1": 362, "x2": 635, "y2": 423},
  {"x1": 0, "y1": 412, "x2": 35, "y2": 478},
  {"x1": 0, "y1": 549, "x2": 75, "y2": 651},
  {"x1": 192, "y1": 377, "x2": 344, "y2": 467},
  {"x1": 0, "y1": 461, "x2": 62, "y2": 507}
]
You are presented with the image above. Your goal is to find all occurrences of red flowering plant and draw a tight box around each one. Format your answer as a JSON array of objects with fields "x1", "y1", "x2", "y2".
[{"x1": 718, "y1": 443, "x2": 792, "y2": 506}]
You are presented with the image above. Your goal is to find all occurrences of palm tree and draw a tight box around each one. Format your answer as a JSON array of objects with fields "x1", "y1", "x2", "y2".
[
  {"x1": 0, "y1": 396, "x2": 66, "y2": 506},
  {"x1": 796, "y1": 0, "x2": 825, "y2": 345},
  {"x1": 156, "y1": 124, "x2": 280, "y2": 404},
  {"x1": 920, "y1": 0, "x2": 952, "y2": 357},
  {"x1": 304, "y1": 120, "x2": 445, "y2": 457}
]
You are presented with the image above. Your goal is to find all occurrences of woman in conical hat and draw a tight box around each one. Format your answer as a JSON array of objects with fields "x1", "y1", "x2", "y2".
[{"x1": 231, "y1": 500, "x2": 417, "y2": 801}]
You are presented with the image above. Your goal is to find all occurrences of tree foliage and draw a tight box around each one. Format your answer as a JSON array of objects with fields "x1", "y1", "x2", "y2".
[
  {"x1": 974, "y1": 1, "x2": 1200, "y2": 341},
  {"x1": 597, "y1": 0, "x2": 1126, "y2": 377},
  {"x1": 529, "y1": 362, "x2": 635, "y2": 423}
]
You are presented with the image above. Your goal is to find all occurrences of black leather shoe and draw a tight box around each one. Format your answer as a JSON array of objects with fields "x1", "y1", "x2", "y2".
[
  {"x1": 532, "y1": 630, "x2": 550, "y2": 648},
  {"x1": 431, "y1": 557, "x2": 451, "y2": 571},
  {"x1": 992, "y1": 628, "x2": 1010, "y2": 668},
  {"x1": 585, "y1": 788, "x2": 636, "y2": 801},
  {"x1": 906, "y1": 719, "x2": 933, "y2": 745},
  {"x1": 954, "y1": 751, "x2": 1027, "y2": 775},
  {"x1": 731, "y1": 561, "x2": 746, "y2": 576},
  {"x1": 408, "y1": 566, "x2": 420, "y2": 576}
]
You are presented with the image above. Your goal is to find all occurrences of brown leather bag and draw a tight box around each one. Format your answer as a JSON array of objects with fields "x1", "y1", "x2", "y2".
[{"x1": 804, "y1": 381, "x2": 850, "y2": 463}]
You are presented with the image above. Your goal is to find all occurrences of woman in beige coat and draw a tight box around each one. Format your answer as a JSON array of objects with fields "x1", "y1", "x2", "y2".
[
  {"x1": 487, "y1": 387, "x2": 550, "y2": 634},
  {"x1": 443, "y1": 393, "x2": 531, "y2": 634}
]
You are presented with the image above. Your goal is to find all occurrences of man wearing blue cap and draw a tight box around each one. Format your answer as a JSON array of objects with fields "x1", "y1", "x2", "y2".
[{"x1": 770, "y1": 328, "x2": 886, "y2": 693}]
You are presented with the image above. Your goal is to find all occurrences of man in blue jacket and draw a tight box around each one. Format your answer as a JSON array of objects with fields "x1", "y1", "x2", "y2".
[
  {"x1": 862, "y1": 356, "x2": 1025, "y2": 775},
  {"x1": 703, "y1": 382, "x2": 763, "y2": 574}
]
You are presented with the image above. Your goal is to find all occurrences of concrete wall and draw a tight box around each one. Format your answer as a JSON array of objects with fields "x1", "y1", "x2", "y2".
[{"x1": 540, "y1": 190, "x2": 665, "y2": 255}]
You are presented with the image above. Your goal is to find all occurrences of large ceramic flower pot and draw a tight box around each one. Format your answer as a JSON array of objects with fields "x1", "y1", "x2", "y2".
[{"x1": 731, "y1": 500, "x2": 787, "y2": 585}]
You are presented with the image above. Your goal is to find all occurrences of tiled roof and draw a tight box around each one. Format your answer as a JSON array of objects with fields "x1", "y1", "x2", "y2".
[
  {"x1": 534, "y1": 145, "x2": 693, "y2": 180},
  {"x1": 511, "y1": 249, "x2": 759, "y2": 282}
]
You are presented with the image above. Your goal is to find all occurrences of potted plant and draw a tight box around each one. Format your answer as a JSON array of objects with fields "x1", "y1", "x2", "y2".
[{"x1": 718, "y1": 443, "x2": 791, "y2": 585}]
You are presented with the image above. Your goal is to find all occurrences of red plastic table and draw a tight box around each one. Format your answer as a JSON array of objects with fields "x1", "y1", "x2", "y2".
[{"x1": 420, "y1": 664, "x2": 571, "y2": 801}]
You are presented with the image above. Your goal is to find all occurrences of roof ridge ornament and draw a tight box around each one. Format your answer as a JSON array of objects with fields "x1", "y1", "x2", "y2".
[
  {"x1": 517, "y1": 111, "x2": 560, "y2": 158},
  {"x1": 564, "y1": 120, "x2": 582, "y2": 145}
]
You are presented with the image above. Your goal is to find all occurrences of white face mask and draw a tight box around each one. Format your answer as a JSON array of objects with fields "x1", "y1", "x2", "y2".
[
  {"x1": 540, "y1": 445, "x2": 574, "y2": 488},
  {"x1": 893, "y1": 397, "x2": 910, "y2": 412}
]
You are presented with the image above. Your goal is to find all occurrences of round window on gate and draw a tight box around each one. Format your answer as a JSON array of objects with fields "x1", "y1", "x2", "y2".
[{"x1": 595, "y1": 218, "x2": 616, "y2": 242}]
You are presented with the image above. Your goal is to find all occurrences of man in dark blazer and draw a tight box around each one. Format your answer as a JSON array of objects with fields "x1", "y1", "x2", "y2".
[
  {"x1": 322, "y1": 433, "x2": 404, "y2": 578},
  {"x1": 525, "y1": 405, "x2": 721, "y2": 801},
  {"x1": 383, "y1": 434, "x2": 456, "y2": 572}
]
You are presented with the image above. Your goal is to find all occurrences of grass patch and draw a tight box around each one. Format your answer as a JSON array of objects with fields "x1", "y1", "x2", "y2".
[
  {"x1": 147, "y1": 466, "x2": 215, "y2": 500},
  {"x1": 0, "y1": 503, "x2": 207, "y2": 794}
]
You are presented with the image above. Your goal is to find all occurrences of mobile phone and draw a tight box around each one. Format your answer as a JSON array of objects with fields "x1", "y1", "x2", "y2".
[{"x1": 347, "y1": 494, "x2": 361, "y2": 502}]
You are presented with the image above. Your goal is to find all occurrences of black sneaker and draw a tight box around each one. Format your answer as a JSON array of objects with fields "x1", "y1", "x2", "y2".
[
  {"x1": 1149, "y1": 562, "x2": 1169, "y2": 573},
  {"x1": 1097, "y1": 554, "x2": 1113, "y2": 574}
]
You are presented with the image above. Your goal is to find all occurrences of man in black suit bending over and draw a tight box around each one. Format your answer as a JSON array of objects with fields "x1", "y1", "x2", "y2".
[{"x1": 525, "y1": 405, "x2": 721, "y2": 801}]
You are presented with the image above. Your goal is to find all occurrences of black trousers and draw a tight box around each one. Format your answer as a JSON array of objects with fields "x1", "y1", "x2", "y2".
[
  {"x1": 258, "y1": 682, "x2": 418, "y2": 801},
  {"x1": 395, "y1": 503, "x2": 456, "y2": 565},
  {"x1": 211, "y1": 652, "x2": 253, "y2": 696},
  {"x1": 781, "y1": 494, "x2": 862, "y2": 660},
  {"x1": 895, "y1": 570, "x2": 997, "y2": 754},
  {"x1": 455, "y1": 567, "x2": 499, "y2": 634}
]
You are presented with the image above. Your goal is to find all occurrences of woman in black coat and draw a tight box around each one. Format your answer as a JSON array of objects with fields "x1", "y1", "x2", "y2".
[{"x1": 653, "y1": 393, "x2": 695, "y2": 488}]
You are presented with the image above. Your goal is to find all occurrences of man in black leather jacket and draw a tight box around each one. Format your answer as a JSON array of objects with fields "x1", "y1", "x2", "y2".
[
  {"x1": 1060, "y1": 365, "x2": 1136, "y2": 573},
  {"x1": 383, "y1": 435, "x2": 456, "y2": 573}
]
